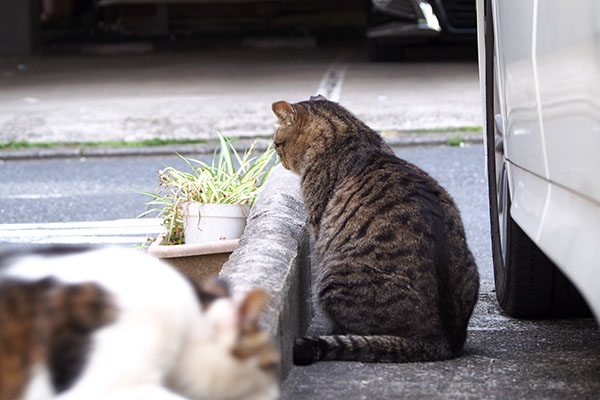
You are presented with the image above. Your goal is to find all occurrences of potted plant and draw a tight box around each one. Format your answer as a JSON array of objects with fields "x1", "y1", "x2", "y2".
[{"x1": 140, "y1": 134, "x2": 277, "y2": 283}]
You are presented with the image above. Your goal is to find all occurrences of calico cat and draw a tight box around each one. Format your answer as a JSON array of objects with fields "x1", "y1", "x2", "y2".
[
  {"x1": 272, "y1": 96, "x2": 479, "y2": 365},
  {"x1": 0, "y1": 246, "x2": 279, "y2": 400}
]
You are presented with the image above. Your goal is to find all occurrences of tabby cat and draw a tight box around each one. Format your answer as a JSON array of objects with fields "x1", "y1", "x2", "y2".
[
  {"x1": 272, "y1": 96, "x2": 479, "y2": 365},
  {"x1": 0, "y1": 246, "x2": 279, "y2": 400}
]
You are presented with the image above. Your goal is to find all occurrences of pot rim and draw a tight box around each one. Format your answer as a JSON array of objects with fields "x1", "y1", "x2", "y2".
[{"x1": 147, "y1": 233, "x2": 239, "y2": 258}]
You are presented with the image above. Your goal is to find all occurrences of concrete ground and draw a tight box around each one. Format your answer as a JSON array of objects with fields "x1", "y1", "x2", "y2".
[
  {"x1": 0, "y1": 42, "x2": 481, "y2": 146},
  {"x1": 282, "y1": 282, "x2": 600, "y2": 399}
]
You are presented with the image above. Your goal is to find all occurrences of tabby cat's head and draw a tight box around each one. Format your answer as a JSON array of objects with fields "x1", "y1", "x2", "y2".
[
  {"x1": 272, "y1": 96, "x2": 339, "y2": 175},
  {"x1": 272, "y1": 96, "x2": 382, "y2": 175}
]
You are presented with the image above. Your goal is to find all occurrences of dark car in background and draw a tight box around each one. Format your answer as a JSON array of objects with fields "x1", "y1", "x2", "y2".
[{"x1": 367, "y1": 0, "x2": 476, "y2": 60}]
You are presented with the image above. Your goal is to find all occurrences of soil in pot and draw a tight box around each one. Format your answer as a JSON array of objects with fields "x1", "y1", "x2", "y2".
[{"x1": 147, "y1": 235, "x2": 239, "y2": 286}]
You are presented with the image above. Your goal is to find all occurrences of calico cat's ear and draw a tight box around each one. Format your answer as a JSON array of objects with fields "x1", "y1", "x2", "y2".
[
  {"x1": 196, "y1": 277, "x2": 230, "y2": 309},
  {"x1": 202, "y1": 278, "x2": 230, "y2": 297},
  {"x1": 231, "y1": 289, "x2": 280, "y2": 372},
  {"x1": 238, "y1": 289, "x2": 269, "y2": 333},
  {"x1": 272, "y1": 101, "x2": 296, "y2": 125}
]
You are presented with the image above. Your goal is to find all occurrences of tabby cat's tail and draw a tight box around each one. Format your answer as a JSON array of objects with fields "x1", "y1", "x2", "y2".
[{"x1": 293, "y1": 334, "x2": 456, "y2": 365}]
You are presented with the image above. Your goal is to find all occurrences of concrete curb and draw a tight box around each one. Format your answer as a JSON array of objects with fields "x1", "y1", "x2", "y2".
[
  {"x1": 218, "y1": 164, "x2": 311, "y2": 381},
  {"x1": 0, "y1": 132, "x2": 483, "y2": 160},
  {"x1": 383, "y1": 132, "x2": 482, "y2": 147}
]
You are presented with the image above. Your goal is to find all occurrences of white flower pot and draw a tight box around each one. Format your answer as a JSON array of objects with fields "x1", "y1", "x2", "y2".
[{"x1": 183, "y1": 203, "x2": 250, "y2": 244}]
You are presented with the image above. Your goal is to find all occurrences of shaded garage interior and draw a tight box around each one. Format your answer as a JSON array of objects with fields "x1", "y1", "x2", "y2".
[
  {"x1": 1, "y1": 0, "x2": 367, "y2": 55},
  {"x1": 1, "y1": 0, "x2": 477, "y2": 59}
]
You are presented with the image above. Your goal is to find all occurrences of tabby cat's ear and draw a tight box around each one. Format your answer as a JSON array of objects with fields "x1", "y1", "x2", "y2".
[
  {"x1": 238, "y1": 289, "x2": 269, "y2": 332},
  {"x1": 309, "y1": 94, "x2": 327, "y2": 101},
  {"x1": 272, "y1": 101, "x2": 296, "y2": 125}
]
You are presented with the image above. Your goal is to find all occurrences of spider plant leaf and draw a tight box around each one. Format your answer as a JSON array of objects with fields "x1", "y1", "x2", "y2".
[{"x1": 217, "y1": 133, "x2": 235, "y2": 176}]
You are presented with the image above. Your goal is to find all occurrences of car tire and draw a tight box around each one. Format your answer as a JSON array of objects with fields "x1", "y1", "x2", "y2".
[
  {"x1": 484, "y1": 0, "x2": 590, "y2": 318},
  {"x1": 490, "y1": 163, "x2": 590, "y2": 318}
]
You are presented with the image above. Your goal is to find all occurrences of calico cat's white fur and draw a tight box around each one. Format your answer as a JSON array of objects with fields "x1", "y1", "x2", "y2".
[{"x1": 0, "y1": 246, "x2": 278, "y2": 400}]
